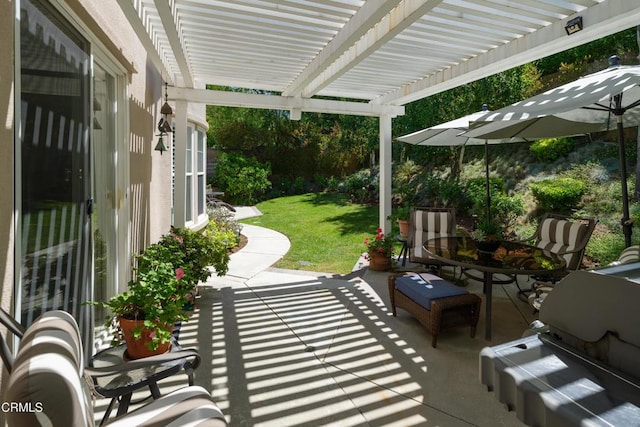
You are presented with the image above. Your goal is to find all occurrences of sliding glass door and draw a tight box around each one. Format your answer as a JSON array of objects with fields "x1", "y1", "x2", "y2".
[{"x1": 19, "y1": 0, "x2": 92, "y2": 336}]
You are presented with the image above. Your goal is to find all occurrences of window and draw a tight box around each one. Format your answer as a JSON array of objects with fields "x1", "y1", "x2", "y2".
[
  {"x1": 197, "y1": 130, "x2": 206, "y2": 216},
  {"x1": 185, "y1": 126, "x2": 193, "y2": 222},
  {"x1": 179, "y1": 123, "x2": 207, "y2": 228}
]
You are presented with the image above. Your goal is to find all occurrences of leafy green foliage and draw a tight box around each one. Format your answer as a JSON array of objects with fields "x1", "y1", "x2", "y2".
[
  {"x1": 530, "y1": 137, "x2": 575, "y2": 162},
  {"x1": 465, "y1": 177, "x2": 524, "y2": 231},
  {"x1": 535, "y1": 28, "x2": 637, "y2": 76},
  {"x1": 91, "y1": 225, "x2": 235, "y2": 350},
  {"x1": 336, "y1": 169, "x2": 378, "y2": 204},
  {"x1": 586, "y1": 228, "x2": 627, "y2": 267},
  {"x1": 93, "y1": 251, "x2": 189, "y2": 350},
  {"x1": 392, "y1": 160, "x2": 423, "y2": 207},
  {"x1": 207, "y1": 205, "x2": 242, "y2": 246},
  {"x1": 471, "y1": 221, "x2": 503, "y2": 242},
  {"x1": 530, "y1": 177, "x2": 586, "y2": 213},
  {"x1": 213, "y1": 152, "x2": 272, "y2": 205}
]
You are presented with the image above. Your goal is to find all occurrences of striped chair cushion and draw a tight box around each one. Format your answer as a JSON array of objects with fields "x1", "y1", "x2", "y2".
[
  {"x1": 14, "y1": 310, "x2": 84, "y2": 375},
  {"x1": 613, "y1": 245, "x2": 640, "y2": 266},
  {"x1": 5, "y1": 310, "x2": 228, "y2": 427},
  {"x1": 106, "y1": 386, "x2": 227, "y2": 427},
  {"x1": 6, "y1": 313, "x2": 93, "y2": 427},
  {"x1": 412, "y1": 210, "x2": 454, "y2": 260},
  {"x1": 537, "y1": 218, "x2": 588, "y2": 270}
]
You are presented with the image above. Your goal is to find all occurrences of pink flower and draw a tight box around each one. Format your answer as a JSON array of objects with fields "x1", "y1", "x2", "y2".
[
  {"x1": 375, "y1": 234, "x2": 382, "y2": 240},
  {"x1": 376, "y1": 228, "x2": 382, "y2": 233},
  {"x1": 175, "y1": 267, "x2": 185, "y2": 280},
  {"x1": 149, "y1": 332, "x2": 157, "y2": 340}
]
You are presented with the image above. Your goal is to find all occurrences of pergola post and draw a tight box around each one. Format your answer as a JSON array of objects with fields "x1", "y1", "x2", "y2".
[
  {"x1": 173, "y1": 100, "x2": 188, "y2": 228},
  {"x1": 379, "y1": 114, "x2": 392, "y2": 235}
]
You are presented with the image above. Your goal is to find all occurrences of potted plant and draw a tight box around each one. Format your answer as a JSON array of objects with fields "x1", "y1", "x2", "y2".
[
  {"x1": 388, "y1": 205, "x2": 411, "y2": 238},
  {"x1": 91, "y1": 225, "x2": 236, "y2": 358},
  {"x1": 98, "y1": 247, "x2": 190, "y2": 359},
  {"x1": 364, "y1": 228, "x2": 395, "y2": 271},
  {"x1": 147, "y1": 226, "x2": 234, "y2": 310},
  {"x1": 470, "y1": 221, "x2": 503, "y2": 253}
]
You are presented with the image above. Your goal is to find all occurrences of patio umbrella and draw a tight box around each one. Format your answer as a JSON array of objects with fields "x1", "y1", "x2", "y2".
[
  {"x1": 465, "y1": 56, "x2": 640, "y2": 247},
  {"x1": 396, "y1": 105, "x2": 526, "y2": 225}
]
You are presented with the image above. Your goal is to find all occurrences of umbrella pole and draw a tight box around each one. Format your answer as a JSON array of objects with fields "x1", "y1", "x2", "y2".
[
  {"x1": 485, "y1": 141, "x2": 491, "y2": 225},
  {"x1": 616, "y1": 113, "x2": 632, "y2": 248}
]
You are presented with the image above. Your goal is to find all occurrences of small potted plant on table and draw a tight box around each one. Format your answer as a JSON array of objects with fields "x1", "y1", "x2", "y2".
[{"x1": 470, "y1": 221, "x2": 503, "y2": 253}]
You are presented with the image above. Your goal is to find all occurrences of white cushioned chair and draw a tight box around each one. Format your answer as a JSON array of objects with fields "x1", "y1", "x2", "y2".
[
  {"x1": 5, "y1": 310, "x2": 227, "y2": 427},
  {"x1": 408, "y1": 207, "x2": 457, "y2": 271}
]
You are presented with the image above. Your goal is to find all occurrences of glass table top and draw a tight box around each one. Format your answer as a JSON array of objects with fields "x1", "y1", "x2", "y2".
[{"x1": 424, "y1": 236, "x2": 567, "y2": 274}]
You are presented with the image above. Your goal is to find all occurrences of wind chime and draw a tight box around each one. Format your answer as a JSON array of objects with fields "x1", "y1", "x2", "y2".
[{"x1": 155, "y1": 82, "x2": 173, "y2": 154}]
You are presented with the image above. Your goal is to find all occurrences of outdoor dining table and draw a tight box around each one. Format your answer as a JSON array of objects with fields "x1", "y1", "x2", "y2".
[{"x1": 423, "y1": 236, "x2": 566, "y2": 340}]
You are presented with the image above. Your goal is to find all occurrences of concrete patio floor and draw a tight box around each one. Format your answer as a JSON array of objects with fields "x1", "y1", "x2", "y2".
[{"x1": 94, "y1": 209, "x2": 537, "y2": 426}]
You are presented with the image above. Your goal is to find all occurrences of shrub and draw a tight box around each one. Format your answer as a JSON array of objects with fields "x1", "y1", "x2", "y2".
[
  {"x1": 142, "y1": 226, "x2": 235, "y2": 285},
  {"x1": 530, "y1": 177, "x2": 586, "y2": 213},
  {"x1": 465, "y1": 177, "x2": 506, "y2": 212},
  {"x1": 207, "y1": 205, "x2": 242, "y2": 246},
  {"x1": 392, "y1": 160, "x2": 422, "y2": 210},
  {"x1": 465, "y1": 178, "x2": 524, "y2": 231},
  {"x1": 530, "y1": 137, "x2": 575, "y2": 162},
  {"x1": 586, "y1": 229, "x2": 626, "y2": 267},
  {"x1": 413, "y1": 176, "x2": 468, "y2": 211},
  {"x1": 337, "y1": 169, "x2": 378, "y2": 203},
  {"x1": 213, "y1": 152, "x2": 272, "y2": 205}
]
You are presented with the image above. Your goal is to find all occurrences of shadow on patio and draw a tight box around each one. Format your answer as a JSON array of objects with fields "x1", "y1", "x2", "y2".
[{"x1": 164, "y1": 266, "x2": 535, "y2": 426}]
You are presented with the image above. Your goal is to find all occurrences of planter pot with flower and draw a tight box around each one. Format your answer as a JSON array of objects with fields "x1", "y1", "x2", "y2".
[
  {"x1": 364, "y1": 228, "x2": 395, "y2": 271},
  {"x1": 90, "y1": 225, "x2": 236, "y2": 359},
  {"x1": 97, "y1": 256, "x2": 190, "y2": 359}
]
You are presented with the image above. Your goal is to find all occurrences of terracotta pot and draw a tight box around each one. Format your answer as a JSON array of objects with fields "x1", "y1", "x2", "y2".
[
  {"x1": 368, "y1": 252, "x2": 392, "y2": 271},
  {"x1": 118, "y1": 317, "x2": 172, "y2": 359},
  {"x1": 397, "y1": 220, "x2": 409, "y2": 238}
]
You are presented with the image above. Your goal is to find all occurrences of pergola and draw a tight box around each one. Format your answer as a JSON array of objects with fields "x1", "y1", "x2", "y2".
[{"x1": 117, "y1": 0, "x2": 640, "y2": 231}]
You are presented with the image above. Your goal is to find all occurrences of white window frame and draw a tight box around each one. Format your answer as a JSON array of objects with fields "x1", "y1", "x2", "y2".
[{"x1": 183, "y1": 123, "x2": 208, "y2": 230}]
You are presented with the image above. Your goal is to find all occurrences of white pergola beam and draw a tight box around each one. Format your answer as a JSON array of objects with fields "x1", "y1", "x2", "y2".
[
  {"x1": 116, "y1": 0, "x2": 172, "y2": 84},
  {"x1": 300, "y1": 0, "x2": 444, "y2": 98},
  {"x1": 375, "y1": 0, "x2": 640, "y2": 106},
  {"x1": 168, "y1": 87, "x2": 404, "y2": 117},
  {"x1": 282, "y1": 0, "x2": 403, "y2": 97},
  {"x1": 154, "y1": 0, "x2": 194, "y2": 87}
]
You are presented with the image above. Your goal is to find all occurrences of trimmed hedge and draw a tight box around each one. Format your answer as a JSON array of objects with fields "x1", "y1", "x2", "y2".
[
  {"x1": 530, "y1": 137, "x2": 575, "y2": 162},
  {"x1": 530, "y1": 177, "x2": 586, "y2": 212}
]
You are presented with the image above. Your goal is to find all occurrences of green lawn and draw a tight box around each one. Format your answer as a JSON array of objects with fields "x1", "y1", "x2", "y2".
[{"x1": 241, "y1": 193, "x2": 391, "y2": 274}]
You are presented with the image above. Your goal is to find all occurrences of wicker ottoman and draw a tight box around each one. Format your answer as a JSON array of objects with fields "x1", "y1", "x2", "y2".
[{"x1": 388, "y1": 273, "x2": 481, "y2": 348}]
